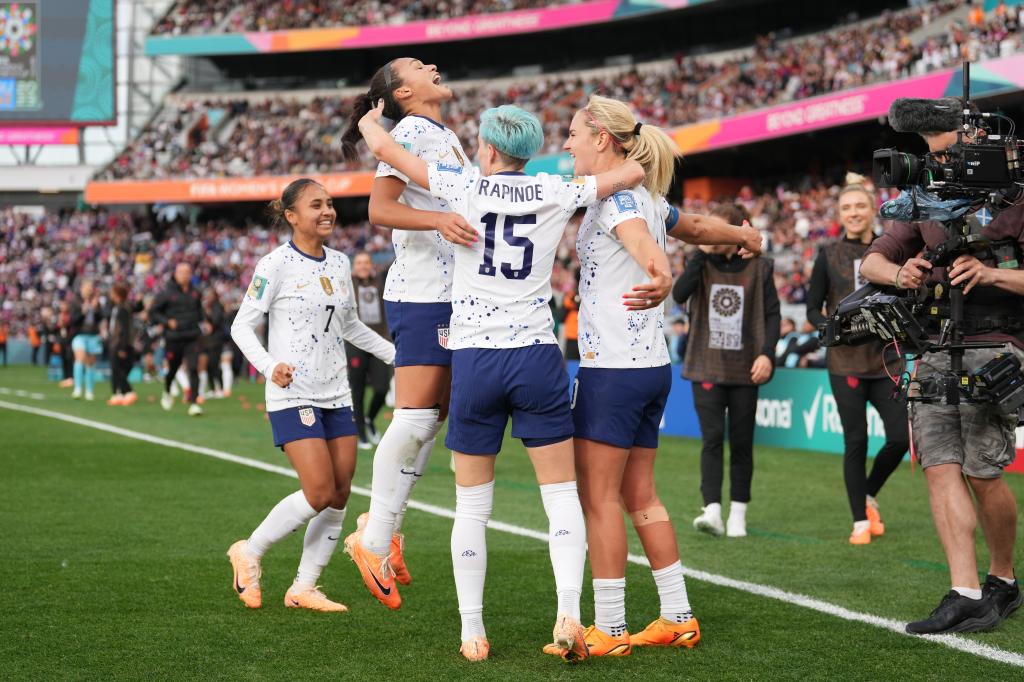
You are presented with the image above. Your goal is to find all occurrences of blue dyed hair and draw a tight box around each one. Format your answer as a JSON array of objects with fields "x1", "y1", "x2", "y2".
[{"x1": 478, "y1": 105, "x2": 544, "y2": 162}]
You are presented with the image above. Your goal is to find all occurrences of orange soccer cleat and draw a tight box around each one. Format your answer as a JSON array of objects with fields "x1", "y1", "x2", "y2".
[
  {"x1": 548, "y1": 614, "x2": 589, "y2": 663},
  {"x1": 460, "y1": 636, "x2": 490, "y2": 662},
  {"x1": 356, "y1": 512, "x2": 411, "y2": 585},
  {"x1": 343, "y1": 530, "x2": 401, "y2": 610},
  {"x1": 227, "y1": 540, "x2": 262, "y2": 609},
  {"x1": 849, "y1": 525, "x2": 872, "y2": 545},
  {"x1": 121, "y1": 392, "x2": 137, "y2": 405},
  {"x1": 630, "y1": 617, "x2": 701, "y2": 648},
  {"x1": 107, "y1": 395, "x2": 125, "y2": 406},
  {"x1": 284, "y1": 585, "x2": 348, "y2": 612},
  {"x1": 544, "y1": 625, "x2": 629, "y2": 658},
  {"x1": 866, "y1": 499, "x2": 885, "y2": 537}
]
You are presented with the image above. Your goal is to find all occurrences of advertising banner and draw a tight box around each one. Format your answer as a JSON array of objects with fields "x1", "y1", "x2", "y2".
[
  {"x1": 0, "y1": 125, "x2": 77, "y2": 144},
  {"x1": 84, "y1": 172, "x2": 375, "y2": 205},
  {"x1": 145, "y1": 1, "x2": 716, "y2": 57}
]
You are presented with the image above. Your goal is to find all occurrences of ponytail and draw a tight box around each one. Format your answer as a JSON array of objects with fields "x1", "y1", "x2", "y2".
[
  {"x1": 341, "y1": 61, "x2": 406, "y2": 161},
  {"x1": 581, "y1": 94, "x2": 680, "y2": 197}
]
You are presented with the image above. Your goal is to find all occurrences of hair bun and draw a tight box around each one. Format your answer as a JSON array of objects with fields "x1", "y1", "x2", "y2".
[{"x1": 845, "y1": 171, "x2": 867, "y2": 187}]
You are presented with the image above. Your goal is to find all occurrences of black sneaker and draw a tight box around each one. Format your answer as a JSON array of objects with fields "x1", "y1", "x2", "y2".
[
  {"x1": 983, "y1": 574, "x2": 1023, "y2": 620},
  {"x1": 905, "y1": 590, "x2": 1000, "y2": 634}
]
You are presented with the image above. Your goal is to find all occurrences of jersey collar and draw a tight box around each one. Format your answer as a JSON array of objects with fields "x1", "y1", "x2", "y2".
[
  {"x1": 407, "y1": 114, "x2": 445, "y2": 130},
  {"x1": 288, "y1": 240, "x2": 326, "y2": 262},
  {"x1": 493, "y1": 171, "x2": 526, "y2": 176}
]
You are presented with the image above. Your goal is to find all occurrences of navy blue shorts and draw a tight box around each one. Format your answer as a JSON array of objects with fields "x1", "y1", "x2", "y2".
[
  {"x1": 384, "y1": 301, "x2": 452, "y2": 367},
  {"x1": 572, "y1": 365, "x2": 671, "y2": 449},
  {"x1": 268, "y1": 405, "x2": 358, "y2": 448},
  {"x1": 446, "y1": 344, "x2": 573, "y2": 455}
]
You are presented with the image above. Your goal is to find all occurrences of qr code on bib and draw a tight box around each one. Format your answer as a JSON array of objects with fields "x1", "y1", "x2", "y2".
[{"x1": 709, "y1": 330, "x2": 742, "y2": 350}]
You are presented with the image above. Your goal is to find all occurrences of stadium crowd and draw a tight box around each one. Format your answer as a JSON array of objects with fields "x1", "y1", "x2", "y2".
[
  {"x1": 0, "y1": 175, "x2": 881, "y2": 360},
  {"x1": 111, "y1": 0, "x2": 1021, "y2": 182},
  {"x1": 152, "y1": 0, "x2": 577, "y2": 36}
]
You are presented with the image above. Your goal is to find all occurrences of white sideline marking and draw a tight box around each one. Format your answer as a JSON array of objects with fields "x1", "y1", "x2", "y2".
[
  {"x1": 0, "y1": 387, "x2": 44, "y2": 400},
  {"x1": 3, "y1": 397, "x2": 1023, "y2": 669}
]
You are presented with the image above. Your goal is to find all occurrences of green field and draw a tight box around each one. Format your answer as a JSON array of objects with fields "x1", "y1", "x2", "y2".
[{"x1": 2, "y1": 365, "x2": 1023, "y2": 680}]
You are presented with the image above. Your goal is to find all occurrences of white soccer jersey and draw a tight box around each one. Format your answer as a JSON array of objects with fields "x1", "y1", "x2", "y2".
[
  {"x1": 577, "y1": 186, "x2": 671, "y2": 368},
  {"x1": 427, "y1": 165, "x2": 598, "y2": 349},
  {"x1": 375, "y1": 114, "x2": 468, "y2": 303},
  {"x1": 231, "y1": 242, "x2": 395, "y2": 411}
]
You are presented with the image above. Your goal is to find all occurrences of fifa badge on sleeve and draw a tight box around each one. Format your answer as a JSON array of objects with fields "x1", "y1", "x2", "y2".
[
  {"x1": 247, "y1": 275, "x2": 268, "y2": 300},
  {"x1": 299, "y1": 407, "x2": 316, "y2": 427}
]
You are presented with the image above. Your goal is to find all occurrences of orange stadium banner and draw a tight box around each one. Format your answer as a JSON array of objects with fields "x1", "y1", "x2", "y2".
[{"x1": 84, "y1": 172, "x2": 376, "y2": 205}]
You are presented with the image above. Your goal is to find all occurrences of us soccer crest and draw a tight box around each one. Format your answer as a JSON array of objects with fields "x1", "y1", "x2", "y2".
[
  {"x1": 298, "y1": 407, "x2": 316, "y2": 427},
  {"x1": 319, "y1": 277, "x2": 334, "y2": 296},
  {"x1": 437, "y1": 324, "x2": 449, "y2": 349}
]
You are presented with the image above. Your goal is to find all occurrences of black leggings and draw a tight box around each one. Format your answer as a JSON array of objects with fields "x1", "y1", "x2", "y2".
[
  {"x1": 829, "y1": 374, "x2": 909, "y2": 522},
  {"x1": 345, "y1": 343, "x2": 391, "y2": 441},
  {"x1": 111, "y1": 350, "x2": 134, "y2": 394},
  {"x1": 164, "y1": 336, "x2": 200, "y2": 404},
  {"x1": 692, "y1": 382, "x2": 759, "y2": 505},
  {"x1": 60, "y1": 341, "x2": 73, "y2": 379}
]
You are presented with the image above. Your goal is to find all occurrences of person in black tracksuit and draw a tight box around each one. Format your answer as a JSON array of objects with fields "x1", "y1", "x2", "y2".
[
  {"x1": 806, "y1": 176, "x2": 908, "y2": 545},
  {"x1": 150, "y1": 262, "x2": 205, "y2": 414},
  {"x1": 107, "y1": 283, "x2": 136, "y2": 404},
  {"x1": 672, "y1": 204, "x2": 781, "y2": 538},
  {"x1": 200, "y1": 290, "x2": 227, "y2": 398},
  {"x1": 345, "y1": 252, "x2": 393, "y2": 448}
]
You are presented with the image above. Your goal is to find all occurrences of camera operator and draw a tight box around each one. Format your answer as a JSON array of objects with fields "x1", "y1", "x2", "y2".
[
  {"x1": 807, "y1": 174, "x2": 909, "y2": 547},
  {"x1": 860, "y1": 100, "x2": 1024, "y2": 634}
]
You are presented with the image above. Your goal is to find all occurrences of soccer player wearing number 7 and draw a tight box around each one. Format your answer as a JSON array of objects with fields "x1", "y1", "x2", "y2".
[
  {"x1": 227, "y1": 179, "x2": 396, "y2": 613},
  {"x1": 359, "y1": 101, "x2": 644, "y2": 662}
]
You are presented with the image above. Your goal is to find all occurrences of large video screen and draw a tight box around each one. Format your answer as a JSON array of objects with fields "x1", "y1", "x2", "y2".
[{"x1": 0, "y1": 0, "x2": 114, "y2": 125}]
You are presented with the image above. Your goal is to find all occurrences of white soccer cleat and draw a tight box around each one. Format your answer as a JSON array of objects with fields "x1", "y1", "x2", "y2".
[
  {"x1": 188, "y1": 403, "x2": 203, "y2": 417},
  {"x1": 71, "y1": 388, "x2": 82, "y2": 400},
  {"x1": 693, "y1": 507, "x2": 724, "y2": 537},
  {"x1": 726, "y1": 515, "x2": 747, "y2": 538},
  {"x1": 160, "y1": 392, "x2": 174, "y2": 411},
  {"x1": 84, "y1": 391, "x2": 95, "y2": 402}
]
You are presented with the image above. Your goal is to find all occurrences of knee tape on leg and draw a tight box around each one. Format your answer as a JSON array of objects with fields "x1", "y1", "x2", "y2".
[{"x1": 629, "y1": 505, "x2": 670, "y2": 527}]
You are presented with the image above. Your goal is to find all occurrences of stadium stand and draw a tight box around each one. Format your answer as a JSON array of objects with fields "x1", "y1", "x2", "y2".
[
  {"x1": 151, "y1": 0, "x2": 579, "y2": 36},
  {"x1": 105, "y1": 0, "x2": 1022, "y2": 181}
]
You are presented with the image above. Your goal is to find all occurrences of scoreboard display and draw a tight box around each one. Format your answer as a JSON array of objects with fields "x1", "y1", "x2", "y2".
[{"x1": 0, "y1": 0, "x2": 114, "y2": 125}]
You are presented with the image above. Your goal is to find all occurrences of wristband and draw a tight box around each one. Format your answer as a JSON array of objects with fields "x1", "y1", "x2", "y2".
[{"x1": 894, "y1": 265, "x2": 904, "y2": 289}]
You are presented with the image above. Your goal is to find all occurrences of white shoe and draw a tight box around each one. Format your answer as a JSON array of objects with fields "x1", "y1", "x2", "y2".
[
  {"x1": 71, "y1": 388, "x2": 82, "y2": 399},
  {"x1": 188, "y1": 403, "x2": 203, "y2": 417},
  {"x1": 726, "y1": 515, "x2": 747, "y2": 538},
  {"x1": 357, "y1": 439, "x2": 373, "y2": 451},
  {"x1": 84, "y1": 391, "x2": 95, "y2": 402},
  {"x1": 169, "y1": 382, "x2": 180, "y2": 398},
  {"x1": 693, "y1": 507, "x2": 724, "y2": 537},
  {"x1": 160, "y1": 392, "x2": 174, "y2": 411}
]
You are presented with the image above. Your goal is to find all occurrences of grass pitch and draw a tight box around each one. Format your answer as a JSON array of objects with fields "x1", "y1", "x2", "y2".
[{"x1": 1, "y1": 366, "x2": 1023, "y2": 680}]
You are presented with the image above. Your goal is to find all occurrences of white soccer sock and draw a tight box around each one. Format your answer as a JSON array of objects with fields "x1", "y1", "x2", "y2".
[
  {"x1": 393, "y1": 435, "x2": 437, "y2": 533},
  {"x1": 294, "y1": 506, "x2": 346, "y2": 589},
  {"x1": 540, "y1": 481, "x2": 586, "y2": 621},
  {"x1": 221, "y1": 361, "x2": 233, "y2": 393},
  {"x1": 729, "y1": 501, "x2": 747, "y2": 522},
  {"x1": 246, "y1": 490, "x2": 318, "y2": 559},
  {"x1": 452, "y1": 480, "x2": 493, "y2": 641},
  {"x1": 198, "y1": 370, "x2": 210, "y2": 398},
  {"x1": 593, "y1": 577, "x2": 627, "y2": 637},
  {"x1": 175, "y1": 367, "x2": 190, "y2": 391},
  {"x1": 362, "y1": 408, "x2": 440, "y2": 555},
  {"x1": 953, "y1": 586, "x2": 983, "y2": 600},
  {"x1": 652, "y1": 560, "x2": 692, "y2": 622}
]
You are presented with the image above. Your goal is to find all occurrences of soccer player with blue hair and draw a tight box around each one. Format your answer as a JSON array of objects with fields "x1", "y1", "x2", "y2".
[{"x1": 359, "y1": 101, "x2": 644, "y2": 663}]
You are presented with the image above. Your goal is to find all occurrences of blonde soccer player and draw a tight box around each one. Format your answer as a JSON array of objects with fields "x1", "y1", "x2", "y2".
[
  {"x1": 340, "y1": 58, "x2": 477, "y2": 609},
  {"x1": 226, "y1": 178, "x2": 395, "y2": 613},
  {"x1": 556, "y1": 95, "x2": 763, "y2": 656},
  {"x1": 359, "y1": 100, "x2": 644, "y2": 662}
]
